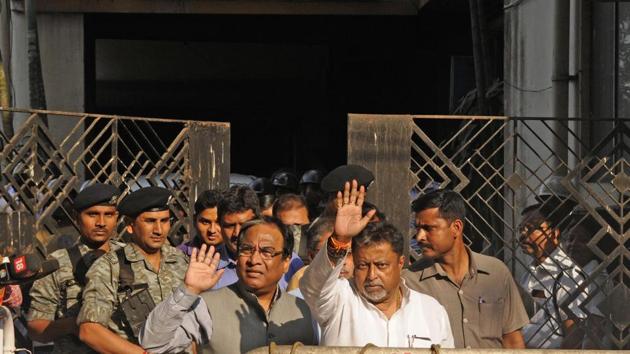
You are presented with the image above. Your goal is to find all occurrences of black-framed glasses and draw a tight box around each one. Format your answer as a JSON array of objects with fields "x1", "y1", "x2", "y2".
[{"x1": 238, "y1": 244, "x2": 284, "y2": 260}]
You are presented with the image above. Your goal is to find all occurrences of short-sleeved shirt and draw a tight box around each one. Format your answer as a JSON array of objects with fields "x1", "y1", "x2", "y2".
[
  {"x1": 77, "y1": 242, "x2": 188, "y2": 343},
  {"x1": 402, "y1": 248, "x2": 529, "y2": 348},
  {"x1": 27, "y1": 240, "x2": 121, "y2": 354},
  {"x1": 520, "y1": 247, "x2": 609, "y2": 348}
]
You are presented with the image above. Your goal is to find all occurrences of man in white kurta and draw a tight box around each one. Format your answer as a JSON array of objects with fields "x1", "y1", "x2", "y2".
[
  {"x1": 299, "y1": 179, "x2": 453, "y2": 348},
  {"x1": 301, "y1": 246, "x2": 454, "y2": 348}
]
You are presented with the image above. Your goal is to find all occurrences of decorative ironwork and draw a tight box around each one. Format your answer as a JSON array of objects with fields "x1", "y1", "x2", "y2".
[
  {"x1": 0, "y1": 108, "x2": 229, "y2": 254},
  {"x1": 409, "y1": 116, "x2": 629, "y2": 349}
]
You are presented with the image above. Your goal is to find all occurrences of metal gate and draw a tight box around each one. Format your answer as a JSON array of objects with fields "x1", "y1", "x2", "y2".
[
  {"x1": 348, "y1": 114, "x2": 629, "y2": 349},
  {"x1": 0, "y1": 108, "x2": 230, "y2": 254}
]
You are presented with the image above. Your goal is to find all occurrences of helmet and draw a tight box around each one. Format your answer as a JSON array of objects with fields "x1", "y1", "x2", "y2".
[{"x1": 300, "y1": 169, "x2": 325, "y2": 185}]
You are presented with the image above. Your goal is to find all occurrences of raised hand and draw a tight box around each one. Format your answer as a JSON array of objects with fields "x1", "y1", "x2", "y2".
[
  {"x1": 184, "y1": 244, "x2": 224, "y2": 295},
  {"x1": 334, "y1": 179, "x2": 376, "y2": 242}
]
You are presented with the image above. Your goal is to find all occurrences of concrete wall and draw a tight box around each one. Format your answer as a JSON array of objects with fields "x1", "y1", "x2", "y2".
[{"x1": 7, "y1": 8, "x2": 84, "y2": 143}]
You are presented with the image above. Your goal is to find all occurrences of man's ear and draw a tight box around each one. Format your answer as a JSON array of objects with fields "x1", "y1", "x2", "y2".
[
  {"x1": 126, "y1": 223, "x2": 134, "y2": 235},
  {"x1": 398, "y1": 255, "x2": 405, "y2": 270},
  {"x1": 282, "y1": 256, "x2": 290, "y2": 273},
  {"x1": 451, "y1": 218, "x2": 464, "y2": 237}
]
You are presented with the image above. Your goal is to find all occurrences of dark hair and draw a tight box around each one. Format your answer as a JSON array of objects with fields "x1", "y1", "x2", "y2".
[
  {"x1": 411, "y1": 189, "x2": 466, "y2": 222},
  {"x1": 218, "y1": 186, "x2": 261, "y2": 223},
  {"x1": 352, "y1": 222, "x2": 404, "y2": 256},
  {"x1": 272, "y1": 193, "x2": 308, "y2": 218},
  {"x1": 194, "y1": 189, "x2": 222, "y2": 217},
  {"x1": 260, "y1": 194, "x2": 276, "y2": 210},
  {"x1": 306, "y1": 217, "x2": 334, "y2": 253},
  {"x1": 237, "y1": 216, "x2": 294, "y2": 259}
]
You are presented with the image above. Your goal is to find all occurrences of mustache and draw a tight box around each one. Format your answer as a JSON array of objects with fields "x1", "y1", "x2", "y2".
[
  {"x1": 418, "y1": 243, "x2": 433, "y2": 250},
  {"x1": 364, "y1": 280, "x2": 384, "y2": 288}
]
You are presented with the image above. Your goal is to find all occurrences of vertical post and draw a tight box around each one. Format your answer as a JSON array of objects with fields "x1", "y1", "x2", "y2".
[
  {"x1": 188, "y1": 121, "x2": 231, "y2": 194},
  {"x1": 347, "y1": 114, "x2": 414, "y2": 258}
]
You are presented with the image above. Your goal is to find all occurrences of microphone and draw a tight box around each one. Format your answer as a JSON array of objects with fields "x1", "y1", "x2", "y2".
[{"x1": 0, "y1": 254, "x2": 59, "y2": 285}]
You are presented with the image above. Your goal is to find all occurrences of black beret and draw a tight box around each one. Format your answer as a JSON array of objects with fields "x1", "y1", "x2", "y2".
[
  {"x1": 118, "y1": 186, "x2": 173, "y2": 217},
  {"x1": 73, "y1": 183, "x2": 120, "y2": 211},
  {"x1": 321, "y1": 165, "x2": 374, "y2": 193}
]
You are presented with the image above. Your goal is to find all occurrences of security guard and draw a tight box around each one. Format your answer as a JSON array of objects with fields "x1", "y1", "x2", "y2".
[
  {"x1": 77, "y1": 186, "x2": 188, "y2": 353},
  {"x1": 27, "y1": 183, "x2": 122, "y2": 353}
]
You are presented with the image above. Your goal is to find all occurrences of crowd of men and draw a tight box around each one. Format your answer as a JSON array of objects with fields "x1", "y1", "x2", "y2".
[{"x1": 10, "y1": 165, "x2": 611, "y2": 353}]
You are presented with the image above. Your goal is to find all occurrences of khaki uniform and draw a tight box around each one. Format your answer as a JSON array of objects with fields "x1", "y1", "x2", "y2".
[
  {"x1": 77, "y1": 242, "x2": 188, "y2": 343},
  {"x1": 27, "y1": 240, "x2": 120, "y2": 354},
  {"x1": 402, "y1": 248, "x2": 529, "y2": 348}
]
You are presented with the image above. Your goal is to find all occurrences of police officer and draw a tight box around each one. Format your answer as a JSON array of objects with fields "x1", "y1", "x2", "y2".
[
  {"x1": 27, "y1": 183, "x2": 122, "y2": 353},
  {"x1": 77, "y1": 186, "x2": 188, "y2": 353}
]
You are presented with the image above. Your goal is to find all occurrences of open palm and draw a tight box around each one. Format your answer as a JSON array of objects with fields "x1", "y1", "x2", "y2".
[
  {"x1": 184, "y1": 244, "x2": 224, "y2": 295},
  {"x1": 334, "y1": 180, "x2": 376, "y2": 241}
]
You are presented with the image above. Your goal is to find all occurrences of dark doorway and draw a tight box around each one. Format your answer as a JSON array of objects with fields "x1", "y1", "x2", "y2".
[{"x1": 84, "y1": 3, "x2": 482, "y2": 178}]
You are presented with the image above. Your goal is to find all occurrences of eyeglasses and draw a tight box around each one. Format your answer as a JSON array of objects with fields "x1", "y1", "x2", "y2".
[{"x1": 238, "y1": 244, "x2": 284, "y2": 260}]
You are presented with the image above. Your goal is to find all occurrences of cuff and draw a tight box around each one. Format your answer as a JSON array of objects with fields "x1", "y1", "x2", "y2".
[
  {"x1": 25, "y1": 308, "x2": 55, "y2": 321},
  {"x1": 171, "y1": 284, "x2": 201, "y2": 310},
  {"x1": 77, "y1": 299, "x2": 113, "y2": 325}
]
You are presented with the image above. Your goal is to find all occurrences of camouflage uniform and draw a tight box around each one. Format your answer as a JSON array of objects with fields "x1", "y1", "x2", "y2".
[
  {"x1": 26, "y1": 240, "x2": 121, "y2": 354},
  {"x1": 77, "y1": 242, "x2": 188, "y2": 343}
]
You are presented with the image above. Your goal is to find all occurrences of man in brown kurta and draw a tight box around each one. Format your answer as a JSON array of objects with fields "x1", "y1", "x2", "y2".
[{"x1": 403, "y1": 189, "x2": 529, "y2": 348}]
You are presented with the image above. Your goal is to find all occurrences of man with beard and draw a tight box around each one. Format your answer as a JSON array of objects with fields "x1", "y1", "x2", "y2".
[
  {"x1": 215, "y1": 185, "x2": 302, "y2": 289},
  {"x1": 77, "y1": 186, "x2": 189, "y2": 353},
  {"x1": 177, "y1": 190, "x2": 223, "y2": 257},
  {"x1": 300, "y1": 180, "x2": 453, "y2": 348},
  {"x1": 402, "y1": 189, "x2": 528, "y2": 349},
  {"x1": 139, "y1": 217, "x2": 317, "y2": 353},
  {"x1": 27, "y1": 183, "x2": 122, "y2": 353}
]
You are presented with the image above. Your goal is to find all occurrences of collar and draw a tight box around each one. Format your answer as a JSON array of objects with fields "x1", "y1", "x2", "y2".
[
  {"x1": 419, "y1": 246, "x2": 490, "y2": 281},
  {"x1": 124, "y1": 243, "x2": 180, "y2": 263},
  {"x1": 533, "y1": 247, "x2": 572, "y2": 273},
  {"x1": 235, "y1": 281, "x2": 282, "y2": 316},
  {"x1": 219, "y1": 244, "x2": 237, "y2": 265}
]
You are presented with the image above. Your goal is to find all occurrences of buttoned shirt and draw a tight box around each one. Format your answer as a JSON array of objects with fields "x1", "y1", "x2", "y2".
[
  {"x1": 402, "y1": 248, "x2": 529, "y2": 348},
  {"x1": 214, "y1": 245, "x2": 304, "y2": 290},
  {"x1": 300, "y1": 248, "x2": 454, "y2": 348},
  {"x1": 27, "y1": 240, "x2": 120, "y2": 354},
  {"x1": 520, "y1": 247, "x2": 608, "y2": 348},
  {"x1": 139, "y1": 282, "x2": 317, "y2": 353},
  {"x1": 77, "y1": 242, "x2": 188, "y2": 343}
]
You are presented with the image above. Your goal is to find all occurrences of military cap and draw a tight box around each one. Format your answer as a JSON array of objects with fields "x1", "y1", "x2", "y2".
[
  {"x1": 73, "y1": 183, "x2": 120, "y2": 211},
  {"x1": 321, "y1": 164, "x2": 374, "y2": 192},
  {"x1": 118, "y1": 186, "x2": 172, "y2": 217},
  {"x1": 271, "y1": 171, "x2": 299, "y2": 192},
  {"x1": 300, "y1": 169, "x2": 325, "y2": 185},
  {"x1": 249, "y1": 177, "x2": 275, "y2": 196},
  {"x1": 535, "y1": 175, "x2": 574, "y2": 202}
]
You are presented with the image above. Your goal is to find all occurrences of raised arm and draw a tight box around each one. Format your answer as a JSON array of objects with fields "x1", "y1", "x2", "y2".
[
  {"x1": 300, "y1": 180, "x2": 375, "y2": 326},
  {"x1": 139, "y1": 244, "x2": 223, "y2": 353}
]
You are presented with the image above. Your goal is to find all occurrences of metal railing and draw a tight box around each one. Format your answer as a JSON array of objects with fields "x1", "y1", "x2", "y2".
[
  {"x1": 0, "y1": 107, "x2": 230, "y2": 254},
  {"x1": 348, "y1": 114, "x2": 629, "y2": 349}
]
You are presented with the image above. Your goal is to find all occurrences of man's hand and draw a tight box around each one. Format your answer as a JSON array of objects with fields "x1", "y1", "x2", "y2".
[
  {"x1": 334, "y1": 179, "x2": 376, "y2": 242},
  {"x1": 184, "y1": 244, "x2": 224, "y2": 295}
]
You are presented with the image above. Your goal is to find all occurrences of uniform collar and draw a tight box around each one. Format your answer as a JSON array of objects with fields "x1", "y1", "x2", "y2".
[
  {"x1": 124, "y1": 242, "x2": 180, "y2": 263},
  {"x1": 419, "y1": 246, "x2": 490, "y2": 281}
]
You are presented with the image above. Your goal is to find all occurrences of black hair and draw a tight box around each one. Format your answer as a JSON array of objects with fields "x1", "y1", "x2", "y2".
[
  {"x1": 194, "y1": 189, "x2": 222, "y2": 217},
  {"x1": 237, "y1": 216, "x2": 294, "y2": 259},
  {"x1": 260, "y1": 194, "x2": 276, "y2": 210},
  {"x1": 306, "y1": 217, "x2": 334, "y2": 253},
  {"x1": 352, "y1": 222, "x2": 404, "y2": 256},
  {"x1": 218, "y1": 185, "x2": 261, "y2": 223},
  {"x1": 411, "y1": 189, "x2": 466, "y2": 222},
  {"x1": 272, "y1": 193, "x2": 308, "y2": 218}
]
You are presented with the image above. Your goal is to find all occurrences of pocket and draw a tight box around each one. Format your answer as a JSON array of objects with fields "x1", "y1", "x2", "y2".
[{"x1": 479, "y1": 300, "x2": 504, "y2": 339}]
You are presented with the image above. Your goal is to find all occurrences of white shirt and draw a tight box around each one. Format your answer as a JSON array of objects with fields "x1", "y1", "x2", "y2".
[
  {"x1": 520, "y1": 247, "x2": 608, "y2": 348},
  {"x1": 299, "y1": 248, "x2": 454, "y2": 348}
]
